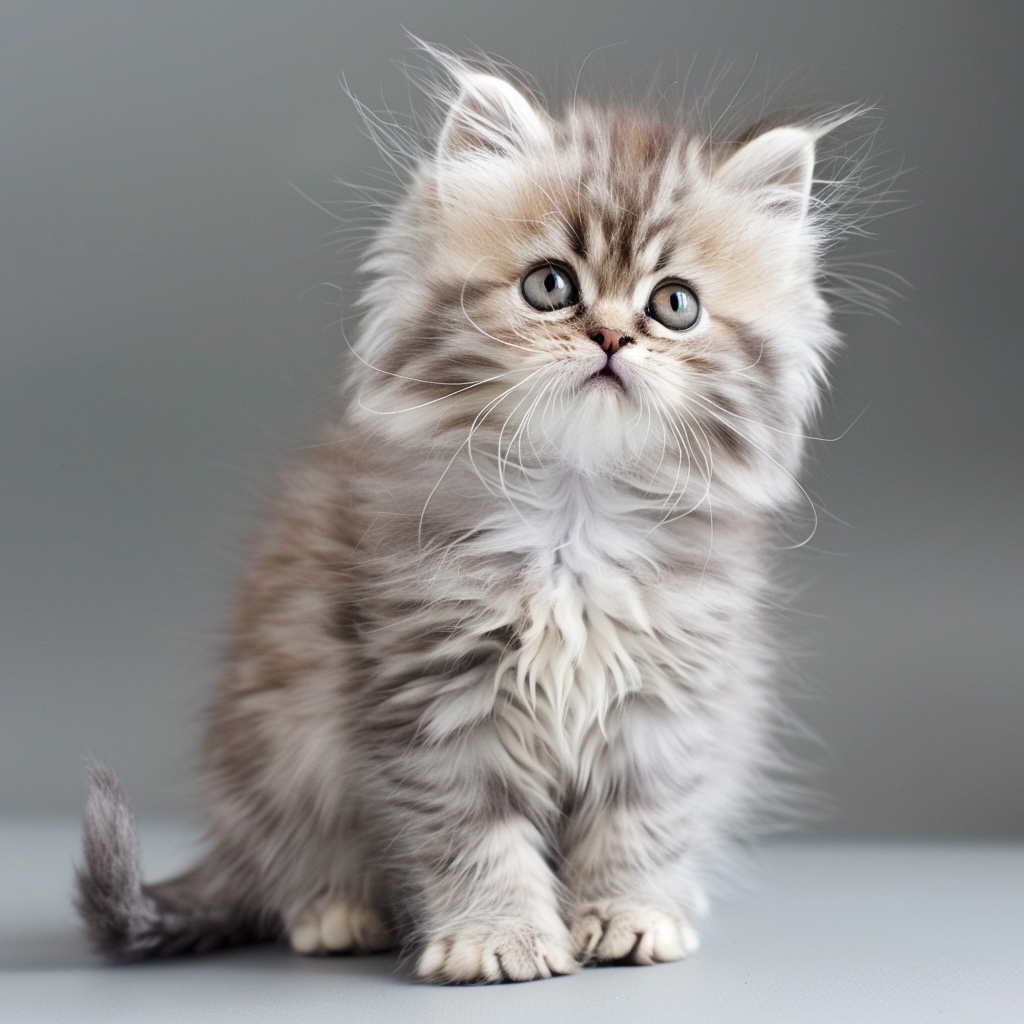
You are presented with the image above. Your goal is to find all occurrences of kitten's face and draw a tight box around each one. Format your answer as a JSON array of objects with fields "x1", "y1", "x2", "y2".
[{"x1": 358, "y1": 72, "x2": 836, "y2": 508}]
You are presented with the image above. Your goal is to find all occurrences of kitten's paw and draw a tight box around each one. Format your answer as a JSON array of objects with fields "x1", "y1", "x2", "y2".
[
  {"x1": 417, "y1": 922, "x2": 579, "y2": 984},
  {"x1": 288, "y1": 899, "x2": 394, "y2": 955},
  {"x1": 572, "y1": 901, "x2": 699, "y2": 965}
]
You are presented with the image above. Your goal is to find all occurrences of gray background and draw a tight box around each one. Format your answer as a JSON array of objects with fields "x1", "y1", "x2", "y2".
[{"x1": 1, "y1": 0, "x2": 1020, "y2": 838}]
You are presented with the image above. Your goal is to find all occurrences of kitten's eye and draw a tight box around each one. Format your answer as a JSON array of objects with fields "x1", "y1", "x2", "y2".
[
  {"x1": 521, "y1": 263, "x2": 579, "y2": 311},
  {"x1": 648, "y1": 280, "x2": 700, "y2": 331}
]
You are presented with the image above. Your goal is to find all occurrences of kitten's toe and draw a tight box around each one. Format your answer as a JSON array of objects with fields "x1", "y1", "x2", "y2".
[
  {"x1": 417, "y1": 922, "x2": 578, "y2": 984},
  {"x1": 572, "y1": 901, "x2": 696, "y2": 965},
  {"x1": 288, "y1": 899, "x2": 394, "y2": 955},
  {"x1": 288, "y1": 908, "x2": 324, "y2": 954}
]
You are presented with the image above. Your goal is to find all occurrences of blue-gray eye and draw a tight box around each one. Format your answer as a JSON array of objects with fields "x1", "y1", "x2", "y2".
[
  {"x1": 648, "y1": 280, "x2": 700, "y2": 330},
  {"x1": 521, "y1": 263, "x2": 579, "y2": 311}
]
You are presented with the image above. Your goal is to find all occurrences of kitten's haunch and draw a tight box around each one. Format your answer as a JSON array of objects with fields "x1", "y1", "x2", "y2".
[{"x1": 77, "y1": 44, "x2": 851, "y2": 983}]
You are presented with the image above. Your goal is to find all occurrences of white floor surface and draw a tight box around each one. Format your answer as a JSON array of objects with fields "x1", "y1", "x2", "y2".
[{"x1": 0, "y1": 820, "x2": 1021, "y2": 1023}]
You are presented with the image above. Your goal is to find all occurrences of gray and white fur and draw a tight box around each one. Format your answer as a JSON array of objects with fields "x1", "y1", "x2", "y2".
[{"x1": 77, "y1": 46, "x2": 855, "y2": 982}]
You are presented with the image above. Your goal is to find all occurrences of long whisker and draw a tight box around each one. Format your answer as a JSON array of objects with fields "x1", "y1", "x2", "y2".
[
  {"x1": 662, "y1": 411, "x2": 714, "y2": 524},
  {"x1": 465, "y1": 368, "x2": 549, "y2": 504},
  {"x1": 687, "y1": 394, "x2": 822, "y2": 548},
  {"x1": 695, "y1": 391, "x2": 872, "y2": 443},
  {"x1": 642, "y1": 388, "x2": 706, "y2": 526},
  {"x1": 495, "y1": 374, "x2": 555, "y2": 515},
  {"x1": 358, "y1": 368, "x2": 526, "y2": 416},
  {"x1": 343, "y1": 328, "x2": 522, "y2": 388},
  {"x1": 419, "y1": 368, "x2": 547, "y2": 543}
]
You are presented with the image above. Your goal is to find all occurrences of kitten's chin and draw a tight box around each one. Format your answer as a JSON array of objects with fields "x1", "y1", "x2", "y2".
[
  {"x1": 534, "y1": 380, "x2": 640, "y2": 473},
  {"x1": 579, "y1": 370, "x2": 636, "y2": 419}
]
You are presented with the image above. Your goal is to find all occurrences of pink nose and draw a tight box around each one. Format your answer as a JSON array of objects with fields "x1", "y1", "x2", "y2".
[{"x1": 591, "y1": 329, "x2": 633, "y2": 355}]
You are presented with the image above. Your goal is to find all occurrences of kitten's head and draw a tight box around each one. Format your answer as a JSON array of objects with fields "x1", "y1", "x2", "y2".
[{"x1": 352, "y1": 52, "x2": 845, "y2": 516}]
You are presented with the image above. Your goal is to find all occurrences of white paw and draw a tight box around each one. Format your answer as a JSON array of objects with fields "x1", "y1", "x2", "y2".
[
  {"x1": 288, "y1": 899, "x2": 394, "y2": 955},
  {"x1": 572, "y1": 901, "x2": 699, "y2": 965},
  {"x1": 417, "y1": 922, "x2": 579, "y2": 984}
]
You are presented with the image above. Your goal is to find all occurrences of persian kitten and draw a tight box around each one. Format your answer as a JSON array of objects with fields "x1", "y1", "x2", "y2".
[{"x1": 77, "y1": 48, "x2": 850, "y2": 983}]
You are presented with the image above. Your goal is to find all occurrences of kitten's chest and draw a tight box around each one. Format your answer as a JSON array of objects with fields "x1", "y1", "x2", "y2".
[{"x1": 493, "y1": 496, "x2": 659, "y2": 736}]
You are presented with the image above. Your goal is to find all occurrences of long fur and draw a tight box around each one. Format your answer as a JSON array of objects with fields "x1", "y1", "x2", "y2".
[{"x1": 77, "y1": 44, "x2": 867, "y2": 982}]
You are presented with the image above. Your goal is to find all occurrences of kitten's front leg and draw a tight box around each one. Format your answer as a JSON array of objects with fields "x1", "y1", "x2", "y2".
[
  {"x1": 561, "y1": 706, "x2": 719, "y2": 966},
  {"x1": 414, "y1": 814, "x2": 578, "y2": 983},
  {"x1": 392, "y1": 731, "x2": 577, "y2": 983},
  {"x1": 563, "y1": 809, "x2": 705, "y2": 966}
]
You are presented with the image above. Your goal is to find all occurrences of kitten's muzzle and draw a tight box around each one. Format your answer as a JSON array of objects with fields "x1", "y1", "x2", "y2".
[{"x1": 590, "y1": 329, "x2": 634, "y2": 355}]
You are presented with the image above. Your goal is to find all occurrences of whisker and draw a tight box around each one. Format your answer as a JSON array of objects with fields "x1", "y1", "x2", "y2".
[
  {"x1": 418, "y1": 368, "x2": 548, "y2": 543},
  {"x1": 692, "y1": 391, "x2": 872, "y2": 443},
  {"x1": 687, "y1": 395, "x2": 822, "y2": 548}
]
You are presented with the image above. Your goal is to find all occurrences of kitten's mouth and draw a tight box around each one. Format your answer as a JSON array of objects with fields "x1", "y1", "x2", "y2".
[{"x1": 591, "y1": 363, "x2": 626, "y2": 390}]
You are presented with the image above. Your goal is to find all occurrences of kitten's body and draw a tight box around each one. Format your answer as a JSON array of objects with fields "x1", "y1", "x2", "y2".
[{"x1": 77, "y1": 50, "x2": 844, "y2": 982}]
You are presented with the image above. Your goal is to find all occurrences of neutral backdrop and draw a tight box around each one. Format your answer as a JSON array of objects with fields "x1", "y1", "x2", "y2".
[{"x1": 1, "y1": 0, "x2": 1020, "y2": 838}]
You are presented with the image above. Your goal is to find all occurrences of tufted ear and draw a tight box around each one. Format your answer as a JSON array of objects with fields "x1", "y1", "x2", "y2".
[
  {"x1": 438, "y1": 72, "x2": 549, "y2": 159},
  {"x1": 717, "y1": 126, "x2": 816, "y2": 221}
]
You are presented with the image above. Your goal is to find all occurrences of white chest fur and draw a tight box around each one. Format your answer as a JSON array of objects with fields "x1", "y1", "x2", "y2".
[{"x1": 492, "y1": 474, "x2": 660, "y2": 744}]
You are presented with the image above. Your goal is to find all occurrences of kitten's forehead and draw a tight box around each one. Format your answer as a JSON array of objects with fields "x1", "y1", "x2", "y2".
[
  {"x1": 534, "y1": 109, "x2": 696, "y2": 285},
  {"x1": 562, "y1": 110, "x2": 682, "y2": 207},
  {"x1": 429, "y1": 104, "x2": 786, "y2": 307}
]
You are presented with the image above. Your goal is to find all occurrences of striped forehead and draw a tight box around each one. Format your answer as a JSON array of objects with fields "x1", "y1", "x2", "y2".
[{"x1": 554, "y1": 113, "x2": 689, "y2": 291}]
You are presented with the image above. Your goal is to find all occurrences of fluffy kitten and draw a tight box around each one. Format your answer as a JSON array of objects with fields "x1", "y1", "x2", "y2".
[{"x1": 77, "y1": 48, "x2": 847, "y2": 983}]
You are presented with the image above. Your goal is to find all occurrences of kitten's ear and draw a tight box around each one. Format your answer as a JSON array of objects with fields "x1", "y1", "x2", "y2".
[
  {"x1": 438, "y1": 72, "x2": 549, "y2": 159},
  {"x1": 717, "y1": 126, "x2": 816, "y2": 220}
]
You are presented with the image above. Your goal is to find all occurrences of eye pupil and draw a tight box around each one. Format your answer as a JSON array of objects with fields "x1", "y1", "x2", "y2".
[{"x1": 545, "y1": 272, "x2": 559, "y2": 293}]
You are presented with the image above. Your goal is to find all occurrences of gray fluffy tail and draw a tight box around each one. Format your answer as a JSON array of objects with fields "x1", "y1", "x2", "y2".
[{"x1": 75, "y1": 764, "x2": 270, "y2": 962}]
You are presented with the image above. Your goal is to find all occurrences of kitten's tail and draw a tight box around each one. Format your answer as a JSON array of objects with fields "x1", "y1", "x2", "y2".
[{"x1": 75, "y1": 763, "x2": 270, "y2": 961}]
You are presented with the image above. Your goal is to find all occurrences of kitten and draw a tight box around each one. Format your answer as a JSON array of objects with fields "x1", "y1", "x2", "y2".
[{"x1": 77, "y1": 47, "x2": 849, "y2": 983}]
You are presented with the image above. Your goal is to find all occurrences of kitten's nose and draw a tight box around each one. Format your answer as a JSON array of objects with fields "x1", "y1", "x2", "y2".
[{"x1": 590, "y1": 329, "x2": 634, "y2": 355}]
